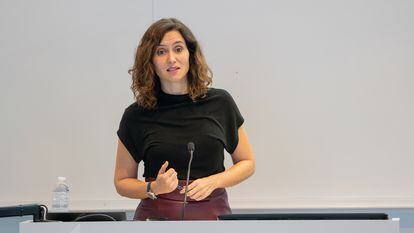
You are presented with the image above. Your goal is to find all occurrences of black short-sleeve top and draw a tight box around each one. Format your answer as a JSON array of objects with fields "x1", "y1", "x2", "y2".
[{"x1": 117, "y1": 88, "x2": 244, "y2": 180}]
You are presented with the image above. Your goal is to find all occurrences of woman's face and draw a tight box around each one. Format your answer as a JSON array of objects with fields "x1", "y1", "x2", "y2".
[{"x1": 153, "y1": 30, "x2": 190, "y2": 92}]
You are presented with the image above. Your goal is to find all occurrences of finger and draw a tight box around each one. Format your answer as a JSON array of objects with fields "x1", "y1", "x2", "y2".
[
  {"x1": 180, "y1": 179, "x2": 198, "y2": 194},
  {"x1": 166, "y1": 181, "x2": 177, "y2": 191},
  {"x1": 158, "y1": 161, "x2": 169, "y2": 175},
  {"x1": 193, "y1": 188, "x2": 210, "y2": 201},
  {"x1": 196, "y1": 194, "x2": 207, "y2": 201},
  {"x1": 190, "y1": 191, "x2": 201, "y2": 200},
  {"x1": 187, "y1": 180, "x2": 197, "y2": 191},
  {"x1": 197, "y1": 189, "x2": 211, "y2": 201},
  {"x1": 180, "y1": 183, "x2": 194, "y2": 194},
  {"x1": 171, "y1": 178, "x2": 179, "y2": 190},
  {"x1": 193, "y1": 195, "x2": 204, "y2": 201},
  {"x1": 169, "y1": 171, "x2": 177, "y2": 178},
  {"x1": 196, "y1": 194, "x2": 208, "y2": 201},
  {"x1": 166, "y1": 172, "x2": 177, "y2": 183},
  {"x1": 165, "y1": 168, "x2": 176, "y2": 177},
  {"x1": 187, "y1": 185, "x2": 202, "y2": 198}
]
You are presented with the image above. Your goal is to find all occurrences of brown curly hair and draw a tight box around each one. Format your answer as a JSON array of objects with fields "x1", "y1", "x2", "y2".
[{"x1": 128, "y1": 18, "x2": 213, "y2": 109}]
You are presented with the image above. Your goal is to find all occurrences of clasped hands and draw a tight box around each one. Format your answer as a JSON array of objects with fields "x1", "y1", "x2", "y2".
[{"x1": 150, "y1": 161, "x2": 218, "y2": 201}]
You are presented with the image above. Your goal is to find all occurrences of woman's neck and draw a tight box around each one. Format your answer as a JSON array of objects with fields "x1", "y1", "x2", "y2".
[{"x1": 160, "y1": 81, "x2": 188, "y2": 95}]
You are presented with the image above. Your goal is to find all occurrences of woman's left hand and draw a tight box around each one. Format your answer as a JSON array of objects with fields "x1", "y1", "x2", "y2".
[{"x1": 179, "y1": 176, "x2": 218, "y2": 201}]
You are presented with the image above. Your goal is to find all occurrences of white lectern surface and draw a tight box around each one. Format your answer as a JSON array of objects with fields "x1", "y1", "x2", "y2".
[{"x1": 20, "y1": 219, "x2": 400, "y2": 233}]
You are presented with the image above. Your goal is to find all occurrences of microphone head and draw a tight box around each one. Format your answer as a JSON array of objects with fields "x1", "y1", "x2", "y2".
[{"x1": 187, "y1": 142, "x2": 195, "y2": 152}]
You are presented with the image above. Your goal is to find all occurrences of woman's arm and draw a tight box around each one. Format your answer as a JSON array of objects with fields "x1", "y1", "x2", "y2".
[
  {"x1": 114, "y1": 140, "x2": 178, "y2": 199},
  {"x1": 114, "y1": 140, "x2": 147, "y2": 199},
  {"x1": 180, "y1": 125, "x2": 256, "y2": 200}
]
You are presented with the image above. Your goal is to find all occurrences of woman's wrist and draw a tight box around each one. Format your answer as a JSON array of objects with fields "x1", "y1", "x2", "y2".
[
  {"x1": 209, "y1": 174, "x2": 221, "y2": 190},
  {"x1": 150, "y1": 180, "x2": 161, "y2": 195}
]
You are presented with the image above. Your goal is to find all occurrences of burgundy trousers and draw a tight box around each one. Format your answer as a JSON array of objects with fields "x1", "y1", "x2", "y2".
[{"x1": 133, "y1": 179, "x2": 231, "y2": 221}]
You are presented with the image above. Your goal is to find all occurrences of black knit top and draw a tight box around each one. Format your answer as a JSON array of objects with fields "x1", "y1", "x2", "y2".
[{"x1": 117, "y1": 88, "x2": 244, "y2": 180}]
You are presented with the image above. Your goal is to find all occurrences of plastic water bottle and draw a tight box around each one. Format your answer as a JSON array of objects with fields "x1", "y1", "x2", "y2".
[{"x1": 52, "y1": 177, "x2": 69, "y2": 209}]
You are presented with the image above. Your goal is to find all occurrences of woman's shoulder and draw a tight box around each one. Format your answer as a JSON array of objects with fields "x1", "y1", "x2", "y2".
[
  {"x1": 125, "y1": 101, "x2": 139, "y2": 111},
  {"x1": 206, "y1": 88, "x2": 237, "y2": 104},
  {"x1": 121, "y1": 102, "x2": 144, "y2": 118},
  {"x1": 207, "y1": 87, "x2": 232, "y2": 99}
]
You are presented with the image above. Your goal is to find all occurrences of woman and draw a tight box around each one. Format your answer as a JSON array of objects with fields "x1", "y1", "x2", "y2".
[{"x1": 114, "y1": 18, "x2": 255, "y2": 220}]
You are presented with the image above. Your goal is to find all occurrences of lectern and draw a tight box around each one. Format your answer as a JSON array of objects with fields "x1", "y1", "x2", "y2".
[{"x1": 20, "y1": 217, "x2": 399, "y2": 233}]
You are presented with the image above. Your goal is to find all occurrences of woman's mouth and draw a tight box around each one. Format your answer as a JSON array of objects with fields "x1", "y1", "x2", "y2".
[
  {"x1": 167, "y1": 67, "x2": 180, "y2": 74},
  {"x1": 167, "y1": 67, "x2": 179, "y2": 71}
]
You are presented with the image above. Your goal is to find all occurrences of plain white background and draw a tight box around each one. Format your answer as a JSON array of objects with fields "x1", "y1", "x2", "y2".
[{"x1": 1, "y1": 0, "x2": 413, "y2": 211}]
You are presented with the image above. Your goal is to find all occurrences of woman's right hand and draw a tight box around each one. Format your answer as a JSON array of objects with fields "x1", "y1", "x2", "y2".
[{"x1": 151, "y1": 161, "x2": 178, "y2": 195}]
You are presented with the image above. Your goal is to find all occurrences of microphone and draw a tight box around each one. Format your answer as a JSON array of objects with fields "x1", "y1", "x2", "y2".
[
  {"x1": 181, "y1": 142, "x2": 195, "y2": 220},
  {"x1": 187, "y1": 142, "x2": 195, "y2": 153}
]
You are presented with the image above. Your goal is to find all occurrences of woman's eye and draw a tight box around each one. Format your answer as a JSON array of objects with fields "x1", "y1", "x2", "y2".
[
  {"x1": 156, "y1": 49, "x2": 166, "y2": 56},
  {"x1": 175, "y1": 47, "x2": 183, "y2": 53}
]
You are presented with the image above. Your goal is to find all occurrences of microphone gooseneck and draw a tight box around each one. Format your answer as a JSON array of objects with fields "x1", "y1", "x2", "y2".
[{"x1": 181, "y1": 142, "x2": 195, "y2": 220}]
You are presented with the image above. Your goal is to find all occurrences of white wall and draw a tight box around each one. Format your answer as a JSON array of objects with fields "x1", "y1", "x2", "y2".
[
  {"x1": 1, "y1": 0, "x2": 414, "y2": 211},
  {"x1": 0, "y1": 0, "x2": 153, "y2": 207}
]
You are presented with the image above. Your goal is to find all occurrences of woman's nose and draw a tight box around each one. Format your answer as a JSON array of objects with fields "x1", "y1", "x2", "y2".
[{"x1": 167, "y1": 51, "x2": 176, "y2": 64}]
